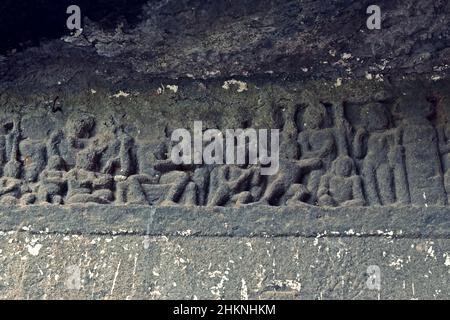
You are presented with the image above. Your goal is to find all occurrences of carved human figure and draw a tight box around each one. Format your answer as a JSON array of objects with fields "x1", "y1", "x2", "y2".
[
  {"x1": 258, "y1": 158, "x2": 322, "y2": 206},
  {"x1": 297, "y1": 101, "x2": 349, "y2": 202},
  {"x1": 3, "y1": 120, "x2": 22, "y2": 179},
  {"x1": 436, "y1": 97, "x2": 450, "y2": 203},
  {"x1": 101, "y1": 127, "x2": 135, "y2": 177},
  {"x1": 257, "y1": 92, "x2": 330, "y2": 206},
  {"x1": 0, "y1": 177, "x2": 23, "y2": 204},
  {"x1": 116, "y1": 142, "x2": 163, "y2": 205},
  {"x1": 64, "y1": 133, "x2": 115, "y2": 204},
  {"x1": 0, "y1": 120, "x2": 25, "y2": 204},
  {"x1": 19, "y1": 139, "x2": 46, "y2": 183},
  {"x1": 47, "y1": 114, "x2": 96, "y2": 171},
  {"x1": 37, "y1": 168, "x2": 66, "y2": 204},
  {"x1": 119, "y1": 142, "x2": 195, "y2": 205},
  {"x1": 153, "y1": 159, "x2": 193, "y2": 206},
  {"x1": 36, "y1": 115, "x2": 98, "y2": 204},
  {"x1": 317, "y1": 156, "x2": 365, "y2": 207},
  {"x1": 351, "y1": 102, "x2": 409, "y2": 206},
  {"x1": 391, "y1": 95, "x2": 446, "y2": 205},
  {"x1": 65, "y1": 168, "x2": 114, "y2": 204},
  {"x1": 0, "y1": 122, "x2": 14, "y2": 175},
  {"x1": 207, "y1": 165, "x2": 259, "y2": 207}
]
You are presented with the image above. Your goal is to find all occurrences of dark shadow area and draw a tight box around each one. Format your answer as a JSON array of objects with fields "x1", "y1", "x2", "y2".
[{"x1": 0, "y1": 0, "x2": 150, "y2": 53}]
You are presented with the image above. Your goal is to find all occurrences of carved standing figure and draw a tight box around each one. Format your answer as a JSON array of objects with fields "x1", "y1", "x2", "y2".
[
  {"x1": 392, "y1": 95, "x2": 445, "y2": 205},
  {"x1": 351, "y1": 102, "x2": 409, "y2": 206}
]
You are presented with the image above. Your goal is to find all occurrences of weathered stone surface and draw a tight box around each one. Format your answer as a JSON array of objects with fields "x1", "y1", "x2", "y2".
[
  {"x1": 1, "y1": 205, "x2": 450, "y2": 238},
  {"x1": 0, "y1": 78, "x2": 450, "y2": 209},
  {"x1": 0, "y1": 231, "x2": 449, "y2": 299},
  {"x1": 1, "y1": 0, "x2": 449, "y2": 83},
  {"x1": 0, "y1": 0, "x2": 449, "y2": 300},
  {"x1": 0, "y1": 75, "x2": 449, "y2": 299}
]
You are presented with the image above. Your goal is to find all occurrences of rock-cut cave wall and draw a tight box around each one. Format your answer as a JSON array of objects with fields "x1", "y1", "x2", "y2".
[{"x1": 0, "y1": 0, "x2": 449, "y2": 300}]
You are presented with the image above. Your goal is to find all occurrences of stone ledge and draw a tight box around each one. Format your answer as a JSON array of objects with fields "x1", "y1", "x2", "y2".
[{"x1": 0, "y1": 205, "x2": 449, "y2": 238}]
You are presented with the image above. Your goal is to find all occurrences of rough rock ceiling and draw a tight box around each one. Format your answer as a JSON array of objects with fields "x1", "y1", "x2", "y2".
[{"x1": 1, "y1": 0, "x2": 449, "y2": 89}]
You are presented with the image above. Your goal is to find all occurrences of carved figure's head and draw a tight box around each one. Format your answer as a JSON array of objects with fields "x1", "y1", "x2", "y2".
[
  {"x1": 66, "y1": 114, "x2": 95, "y2": 138},
  {"x1": 391, "y1": 93, "x2": 435, "y2": 126},
  {"x1": 346, "y1": 102, "x2": 390, "y2": 132},
  {"x1": 301, "y1": 103, "x2": 327, "y2": 130},
  {"x1": 333, "y1": 156, "x2": 354, "y2": 177}
]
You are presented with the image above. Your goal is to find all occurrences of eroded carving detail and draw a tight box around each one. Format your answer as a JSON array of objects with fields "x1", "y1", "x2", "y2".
[{"x1": 2, "y1": 91, "x2": 449, "y2": 208}]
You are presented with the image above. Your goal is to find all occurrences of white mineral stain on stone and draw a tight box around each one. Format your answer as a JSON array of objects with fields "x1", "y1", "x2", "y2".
[
  {"x1": 177, "y1": 230, "x2": 192, "y2": 236},
  {"x1": 241, "y1": 279, "x2": 249, "y2": 300},
  {"x1": 444, "y1": 253, "x2": 450, "y2": 266},
  {"x1": 110, "y1": 260, "x2": 121, "y2": 295},
  {"x1": 427, "y1": 245, "x2": 436, "y2": 259},
  {"x1": 374, "y1": 74, "x2": 384, "y2": 82},
  {"x1": 253, "y1": 264, "x2": 266, "y2": 291},
  {"x1": 431, "y1": 75, "x2": 441, "y2": 81},
  {"x1": 375, "y1": 230, "x2": 394, "y2": 237},
  {"x1": 149, "y1": 286, "x2": 162, "y2": 299},
  {"x1": 389, "y1": 258, "x2": 404, "y2": 270},
  {"x1": 111, "y1": 90, "x2": 130, "y2": 98},
  {"x1": 345, "y1": 229, "x2": 355, "y2": 235},
  {"x1": 206, "y1": 70, "x2": 221, "y2": 76},
  {"x1": 222, "y1": 79, "x2": 248, "y2": 92},
  {"x1": 114, "y1": 175, "x2": 127, "y2": 182},
  {"x1": 423, "y1": 192, "x2": 428, "y2": 207},
  {"x1": 27, "y1": 243, "x2": 42, "y2": 256},
  {"x1": 313, "y1": 237, "x2": 319, "y2": 246},
  {"x1": 166, "y1": 84, "x2": 178, "y2": 93},
  {"x1": 174, "y1": 256, "x2": 190, "y2": 270},
  {"x1": 209, "y1": 270, "x2": 229, "y2": 299},
  {"x1": 342, "y1": 53, "x2": 352, "y2": 60}
]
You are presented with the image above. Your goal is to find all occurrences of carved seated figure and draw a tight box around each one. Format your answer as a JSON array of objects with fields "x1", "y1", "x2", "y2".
[
  {"x1": 259, "y1": 158, "x2": 322, "y2": 206},
  {"x1": 37, "y1": 168, "x2": 66, "y2": 204},
  {"x1": 116, "y1": 143, "x2": 195, "y2": 206},
  {"x1": 47, "y1": 114, "x2": 96, "y2": 170},
  {"x1": 19, "y1": 139, "x2": 47, "y2": 183},
  {"x1": 115, "y1": 174, "x2": 158, "y2": 205},
  {"x1": 0, "y1": 176, "x2": 23, "y2": 205},
  {"x1": 207, "y1": 165, "x2": 258, "y2": 207},
  {"x1": 101, "y1": 128, "x2": 135, "y2": 177},
  {"x1": 65, "y1": 169, "x2": 114, "y2": 204},
  {"x1": 317, "y1": 156, "x2": 365, "y2": 207},
  {"x1": 64, "y1": 135, "x2": 114, "y2": 204},
  {"x1": 154, "y1": 160, "x2": 192, "y2": 206}
]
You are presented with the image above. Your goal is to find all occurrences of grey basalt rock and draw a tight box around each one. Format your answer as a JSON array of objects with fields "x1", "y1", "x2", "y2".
[
  {"x1": 0, "y1": 0, "x2": 449, "y2": 300},
  {"x1": 1, "y1": 0, "x2": 449, "y2": 85}
]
